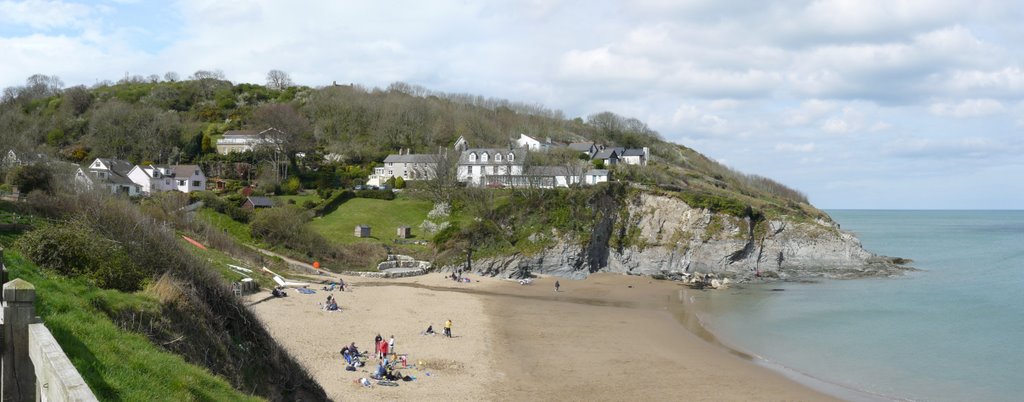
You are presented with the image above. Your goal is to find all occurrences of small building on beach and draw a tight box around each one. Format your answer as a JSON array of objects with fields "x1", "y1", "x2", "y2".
[
  {"x1": 396, "y1": 226, "x2": 412, "y2": 239},
  {"x1": 354, "y1": 224, "x2": 371, "y2": 238}
]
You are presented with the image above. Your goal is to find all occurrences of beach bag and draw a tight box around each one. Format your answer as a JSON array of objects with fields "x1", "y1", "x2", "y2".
[{"x1": 345, "y1": 366, "x2": 356, "y2": 371}]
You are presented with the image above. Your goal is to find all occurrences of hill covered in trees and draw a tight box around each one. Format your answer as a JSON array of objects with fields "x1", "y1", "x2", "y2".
[{"x1": 1, "y1": 71, "x2": 812, "y2": 219}]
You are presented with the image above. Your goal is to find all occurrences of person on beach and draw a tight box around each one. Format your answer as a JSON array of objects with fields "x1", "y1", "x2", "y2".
[
  {"x1": 388, "y1": 335, "x2": 395, "y2": 354},
  {"x1": 444, "y1": 319, "x2": 453, "y2": 338},
  {"x1": 375, "y1": 334, "x2": 384, "y2": 358},
  {"x1": 555, "y1": 280, "x2": 560, "y2": 292},
  {"x1": 380, "y1": 337, "x2": 390, "y2": 357},
  {"x1": 423, "y1": 324, "x2": 435, "y2": 335}
]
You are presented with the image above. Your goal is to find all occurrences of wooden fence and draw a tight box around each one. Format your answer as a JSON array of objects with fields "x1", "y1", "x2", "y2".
[{"x1": 0, "y1": 247, "x2": 97, "y2": 401}]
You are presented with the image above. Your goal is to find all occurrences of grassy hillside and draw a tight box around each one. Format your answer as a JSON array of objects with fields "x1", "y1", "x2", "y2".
[
  {"x1": 3, "y1": 250, "x2": 263, "y2": 401},
  {"x1": 309, "y1": 196, "x2": 433, "y2": 244}
]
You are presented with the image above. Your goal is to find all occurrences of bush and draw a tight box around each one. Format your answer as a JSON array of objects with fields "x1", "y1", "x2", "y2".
[
  {"x1": 16, "y1": 220, "x2": 145, "y2": 291},
  {"x1": 282, "y1": 177, "x2": 302, "y2": 195},
  {"x1": 301, "y1": 200, "x2": 317, "y2": 209},
  {"x1": 9, "y1": 163, "x2": 53, "y2": 194},
  {"x1": 354, "y1": 189, "x2": 395, "y2": 200},
  {"x1": 311, "y1": 189, "x2": 354, "y2": 216}
]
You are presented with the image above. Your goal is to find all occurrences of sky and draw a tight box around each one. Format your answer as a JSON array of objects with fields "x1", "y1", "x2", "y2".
[{"x1": 1, "y1": 0, "x2": 1022, "y2": 209}]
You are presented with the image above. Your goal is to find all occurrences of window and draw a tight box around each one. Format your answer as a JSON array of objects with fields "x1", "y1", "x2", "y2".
[
  {"x1": 178, "y1": 180, "x2": 185, "y2": 186},
  {"x1": 165, "y1": 179, "x2": 170, "y2": 185},
  {"x1": 508, "y1": 153, "x2": 514, "y2": 162},
  {"x1": 481, "y1": 152, "x2": 489, "y2": 162},
  {"x1": 495, "y1": 153, "x2": 502, "y2": 162},
  {"x1": 485, "y1": 166, "x2": 493, "y2": 175},
  {"x1": 469, "y1": 153, "x2": 477, "y2": 162},
  {"x1": 192, "y1": 181, "x2": 201, "y2": 187}
]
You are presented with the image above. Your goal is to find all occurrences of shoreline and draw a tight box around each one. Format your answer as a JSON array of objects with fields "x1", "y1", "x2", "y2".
[
  {"x1": 247, "y1": 272, "x2": 844, "y2": 401},
  {"x1": 675, "y1": 286, "x2": 896, "y2": 402}
]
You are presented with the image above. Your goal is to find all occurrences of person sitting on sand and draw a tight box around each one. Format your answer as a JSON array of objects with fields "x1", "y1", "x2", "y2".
[
  {"x1": 349, "y1": 342, "x2": 361, "y2": 358},
  {"x1": 423, "y1": 324, "x2": 435, "y2": 335},
  {"x1": 373, "y1": 360, "x2": 386, "y2": 380},
  {"x1": 327, "y1": 299, "x2": 339, "y2": 311}
]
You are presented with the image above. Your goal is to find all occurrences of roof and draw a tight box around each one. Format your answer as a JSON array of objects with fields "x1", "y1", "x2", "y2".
[
  {"x1": 383, "y1": 154, "x2": 439, "y2": 163},
  {"x1": 585, "y1": 169, "x2": 610, "y2": 176},
  {"x1": 356, "y1": 224, "x2": 371, "y2": 229},
  {"x1": 621, "y1": 148, "x2": 646, "y2": 157},
  {"x1": 246, "y1": 196, "x2": 273, "y2": 207},
  {"x1": 170, "y1": 165, "x2": 202, "y2": 178},
  {"x1": 458, "y1": 148, "x2": 527, "y2": 165},
  {"x1": 568, "y1": 142, "x2": 596, "y2": 152},
  {"x1": 593, "y1": 149, "x2": 619, "y2": 159},
  {"x1": 222, "y1": 130, "x2": 259, "y2": 138},
  {"x1": 527, "y1": 166, "x2": 573, "y2": 176},
  {"x1": 95, "y1": 158, "x2": 135, "y2": 176}
]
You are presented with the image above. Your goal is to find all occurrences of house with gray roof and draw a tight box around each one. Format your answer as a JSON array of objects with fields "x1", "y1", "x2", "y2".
[
  {"x1": 619, "y1": 147, "x2": 649, "y2": 166},
  {"x1": 75, "y1": 158, "x2": 142, "y2": 196},
  {"x1": 242, "y1": 196, "x2": 274, "y2": 210},
  {"x1": 368, "y1": 150, "x2": 441, "y2": 186},
  {"x1": 128, "y1": 164, "x2": 207, "y2": 194},
  {"x1": 457, "y1": 148, "x2": 527, "y2": 186},
  {"x1": 568, "y1": 142, "x2": 598, "y2": 157},
  {"x1": 584, "y1": 169, "x2": 610, "y2": 185}
]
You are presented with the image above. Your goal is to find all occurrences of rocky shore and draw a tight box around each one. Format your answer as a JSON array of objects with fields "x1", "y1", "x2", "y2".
[{"x1": 448, "y1": 193, "x2": 913, "y2": 281}]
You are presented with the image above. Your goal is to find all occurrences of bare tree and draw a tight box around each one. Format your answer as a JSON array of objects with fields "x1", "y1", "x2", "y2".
[
  {"x1": 250, "y1": 104, "x2": 313, "y2": 181},
  {"x1": 266, "y1": 69, "x2": 293, "y2": 90},
  {"x1": 163, "y1": 71, "x2": 179, "y2": 82},
  {"x1": 422, "y1": 150, "x2": 459, "y2": 205}
]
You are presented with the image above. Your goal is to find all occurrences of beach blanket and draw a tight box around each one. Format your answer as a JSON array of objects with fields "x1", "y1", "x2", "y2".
[{"x1": 297, "y1": 288, "x2": 315, "y2": 294}]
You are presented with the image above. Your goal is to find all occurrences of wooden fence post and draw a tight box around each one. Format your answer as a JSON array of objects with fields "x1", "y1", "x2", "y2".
[{"x1": 3, "y1": 279, "x2": 36, "y2": 402}]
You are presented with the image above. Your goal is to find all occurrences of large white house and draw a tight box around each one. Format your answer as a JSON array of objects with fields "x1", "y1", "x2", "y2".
[
  {"x1": 127, "y1": 164, "x2": 207, "y2": 194},
  {"x1": 368, "y1": 151, "x2": 440, "y2": 186},
  {"x1": 619, "y1": 147, "x2": 650, "y2": 166},
  {"x1": 457, "y1": 148, "x2": 526, "y2": 186},
  {"x1": 75, "y1": 158, "x2": 141, "y2": 196}
]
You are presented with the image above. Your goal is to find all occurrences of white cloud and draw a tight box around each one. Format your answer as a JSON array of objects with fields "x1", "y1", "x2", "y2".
[
  {"x1": 928, "y1": 98, "x2": 1005, "y2": 118},
  {"x1": 783, "y1": 99, "x2": 837, "y2": 126},
  {"x1": 0, "y1": 0, "x2": 95, "y2": 30},
  {"x1": 821, "y1": 107, "x2": 867, "y2": 134},
  {"x1": 774, "y1": 142, "x2": 816, "y2": 153}
]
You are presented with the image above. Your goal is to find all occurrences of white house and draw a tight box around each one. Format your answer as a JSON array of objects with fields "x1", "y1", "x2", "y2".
[
  {"x1": 128, "y1": 164, "x2": 207, "y2": 194},
  {"x1": 2, "y1": 150, "x2": 21, "y2": 167},
  {"x1": 457, "y1": 148, "x2": 526, "y2": 186},
  {"x1": 368, "y1": 151, "x2": 440, "y2": 186},
  {"x1": 76, "y1": 158, "x2": 141, "y2": 196},
  {"x1": 515, "y1": 134, "x2": 554, "y2": 151},
  {"x1": 620, "y1": 147, "x2": 650, "y2": 166},
  {"x1": 583, "y1": 169, "x2": 610, "y2": 185},
  {"x1": 216, "y1": 130, "x2": 262, "y2": 154},
  {"x1": 524, "y1": 166, "x2": 582, "y2": 188}
]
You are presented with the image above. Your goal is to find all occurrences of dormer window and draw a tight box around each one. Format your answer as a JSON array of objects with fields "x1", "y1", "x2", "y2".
[
  {"x1": 469, "y1": 153, "x2": 477, "y2": 162},
  {"x1": 495, "y1": 153, "x2": 502, "y2": 162},
  {"x1": 508, "y1": 153, "x2": 515, "y2": 162},
  {"x1": 481, "y1": 152, "x2": 489, "y2": 162}
]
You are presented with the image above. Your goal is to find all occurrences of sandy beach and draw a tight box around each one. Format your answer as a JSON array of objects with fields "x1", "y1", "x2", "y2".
[{"x1": 247, "y1": 272, "x2": 838, "y2": 401}]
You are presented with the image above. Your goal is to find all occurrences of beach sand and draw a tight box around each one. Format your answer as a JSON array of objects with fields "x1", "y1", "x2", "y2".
[{"x1": 247, "y1": 272, "x2": 838, "y2": 401}]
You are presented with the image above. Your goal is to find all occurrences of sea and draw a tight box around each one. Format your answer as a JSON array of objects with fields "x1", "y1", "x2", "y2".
[{"x1": 689, "y1": 210, "x2": 1024, "y2": 402}]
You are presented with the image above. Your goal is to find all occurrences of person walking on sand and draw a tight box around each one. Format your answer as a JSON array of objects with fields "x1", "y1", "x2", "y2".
[
  {"x1": 555, "y1": 280, "x2": 560, "y2": 292},
  {"x1": 444, "y1": 319, "x2": 453, "y2": 338}
]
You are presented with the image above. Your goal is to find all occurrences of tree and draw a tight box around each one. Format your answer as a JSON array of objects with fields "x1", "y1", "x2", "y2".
[
  {"x1": 163, "y1": 71, "x2": 179, "y2": 82},
  {"x1": 266, "y1": 69, "x2": 293, "y2": 90},
  {"x1": 250, "y1": 104, "x2": 313, "y2": 181},
  {"x1": 10, "y1": 163, "x2": 53, "y2": 194},
  {"x1": 421, "y1": 151, "x2": 458, "y2": 205}
]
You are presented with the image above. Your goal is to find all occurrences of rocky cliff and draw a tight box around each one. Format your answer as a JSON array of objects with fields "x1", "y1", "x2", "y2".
[{"x1": 454, "y1": 193, "x2": 911, "y2": 281}]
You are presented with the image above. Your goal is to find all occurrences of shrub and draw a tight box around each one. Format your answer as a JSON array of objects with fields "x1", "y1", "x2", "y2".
[
  {"x1": 16, "y1": 220, "x2": 145, "y2": 291},
  {"x1": 301, "y1": 200, "x2": 317, "y2": 209},
  {"x1": 311, "y1": 189, "x2": 354, "y2": 216},
  {"x1": 354, "y1": 189, "x2": 395, "y2": 200}
]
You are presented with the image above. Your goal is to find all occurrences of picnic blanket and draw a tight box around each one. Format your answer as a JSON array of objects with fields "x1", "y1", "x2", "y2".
[{"x1": 297, "y1": 288, "x2": 316, "y2": 294}]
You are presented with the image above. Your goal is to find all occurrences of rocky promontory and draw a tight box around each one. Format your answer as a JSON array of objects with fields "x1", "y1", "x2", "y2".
[{"x1": 447, "y1": 193, "x2": 912, "y2": 281}]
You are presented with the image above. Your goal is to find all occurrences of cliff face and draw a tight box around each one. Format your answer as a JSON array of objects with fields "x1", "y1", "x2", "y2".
[{"x1": 461, "y1": 193, "x2": 910, "y2": 280}]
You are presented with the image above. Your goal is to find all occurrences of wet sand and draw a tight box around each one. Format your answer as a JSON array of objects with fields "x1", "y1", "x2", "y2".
[{"x1": 247, "y1": 272, "x2": 838, "y2": 401}]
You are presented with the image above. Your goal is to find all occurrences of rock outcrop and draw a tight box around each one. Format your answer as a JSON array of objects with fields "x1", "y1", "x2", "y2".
[{"x1": 452, "y1": 193, "x2": 912, "y2": 281}]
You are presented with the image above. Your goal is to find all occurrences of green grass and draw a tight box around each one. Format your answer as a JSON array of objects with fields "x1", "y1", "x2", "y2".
[
  {"x1": 309, "y1": 196, "x2": 433, "y2": 245},
  {"x1": 274, "y1": 193, "x2": 321, "y2": 206},
  {"x1": 2, "y1": 250, "x2": 263, "y2": 401},
  {"x1": 197, "y1": 208, "x2": 260, "y2": 245}
]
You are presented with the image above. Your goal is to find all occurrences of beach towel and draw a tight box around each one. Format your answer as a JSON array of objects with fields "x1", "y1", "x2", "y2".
[{"x1": 297, "y1": 288, "x2": 316, "y2": 294}]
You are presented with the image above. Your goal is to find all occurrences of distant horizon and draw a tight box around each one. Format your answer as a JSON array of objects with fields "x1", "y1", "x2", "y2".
[{"x1": 3, "y1": 1, "x2": 1022, "y2": 209}]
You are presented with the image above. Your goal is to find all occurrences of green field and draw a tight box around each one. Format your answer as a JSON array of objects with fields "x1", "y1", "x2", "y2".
[
  {"x1": 197, "y1": 208, "x2": 260, "y2": 245},
  {"x1": 3, "y1": 250, "x2": 262, "y2": 401},
  {"x1": 309, "y1": 196, "x2": 434, "y2": 245}
]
